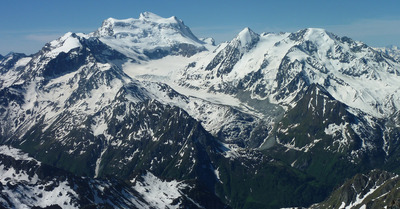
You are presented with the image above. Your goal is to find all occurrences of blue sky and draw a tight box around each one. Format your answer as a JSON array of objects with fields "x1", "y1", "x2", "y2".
[{"x1": 1, "y1": 0, "x2": 400, "y2": 55}]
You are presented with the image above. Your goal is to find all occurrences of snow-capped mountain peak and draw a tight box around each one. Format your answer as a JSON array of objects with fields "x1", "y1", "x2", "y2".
[
  {"x1": 138, "y1": 11, "x2": 177, "y2": 24},
  {"x1": 46, "y1": 32, "x2": 82, "y2": 58},
  {"x1": 138, "y1": 11, "x2": 201, "y2": 43},
  {"x1": 232, "y1": 27, "x2": 260, "y2": 50},
  {"x1": 304, "y1": 28, "x2": 333, "y2": 42},
  {"x1": 93, "y1": 13, "x2": 206, "y2": 59}
]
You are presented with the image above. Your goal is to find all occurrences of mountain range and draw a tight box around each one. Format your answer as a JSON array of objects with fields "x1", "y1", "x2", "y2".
[{"x1": 1, "y1": 12, "x2": 400, "y2": 208}]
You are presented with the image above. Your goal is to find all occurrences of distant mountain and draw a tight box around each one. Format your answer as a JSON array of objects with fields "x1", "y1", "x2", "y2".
[
  {"x1": 1, "y1": 12, "x2": 400, "y2": 209},
  {"x1": 93, "y1": 12, "x2": 206, "y2": 59},
  {"x1": 374, "y1": 45, "x2": 400, "y2": 62}
]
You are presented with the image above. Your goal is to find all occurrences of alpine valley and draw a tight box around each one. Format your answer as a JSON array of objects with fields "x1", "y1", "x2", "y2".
[{"x1": 1, "y1": 12, "x2": 400, "y2": 209}]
